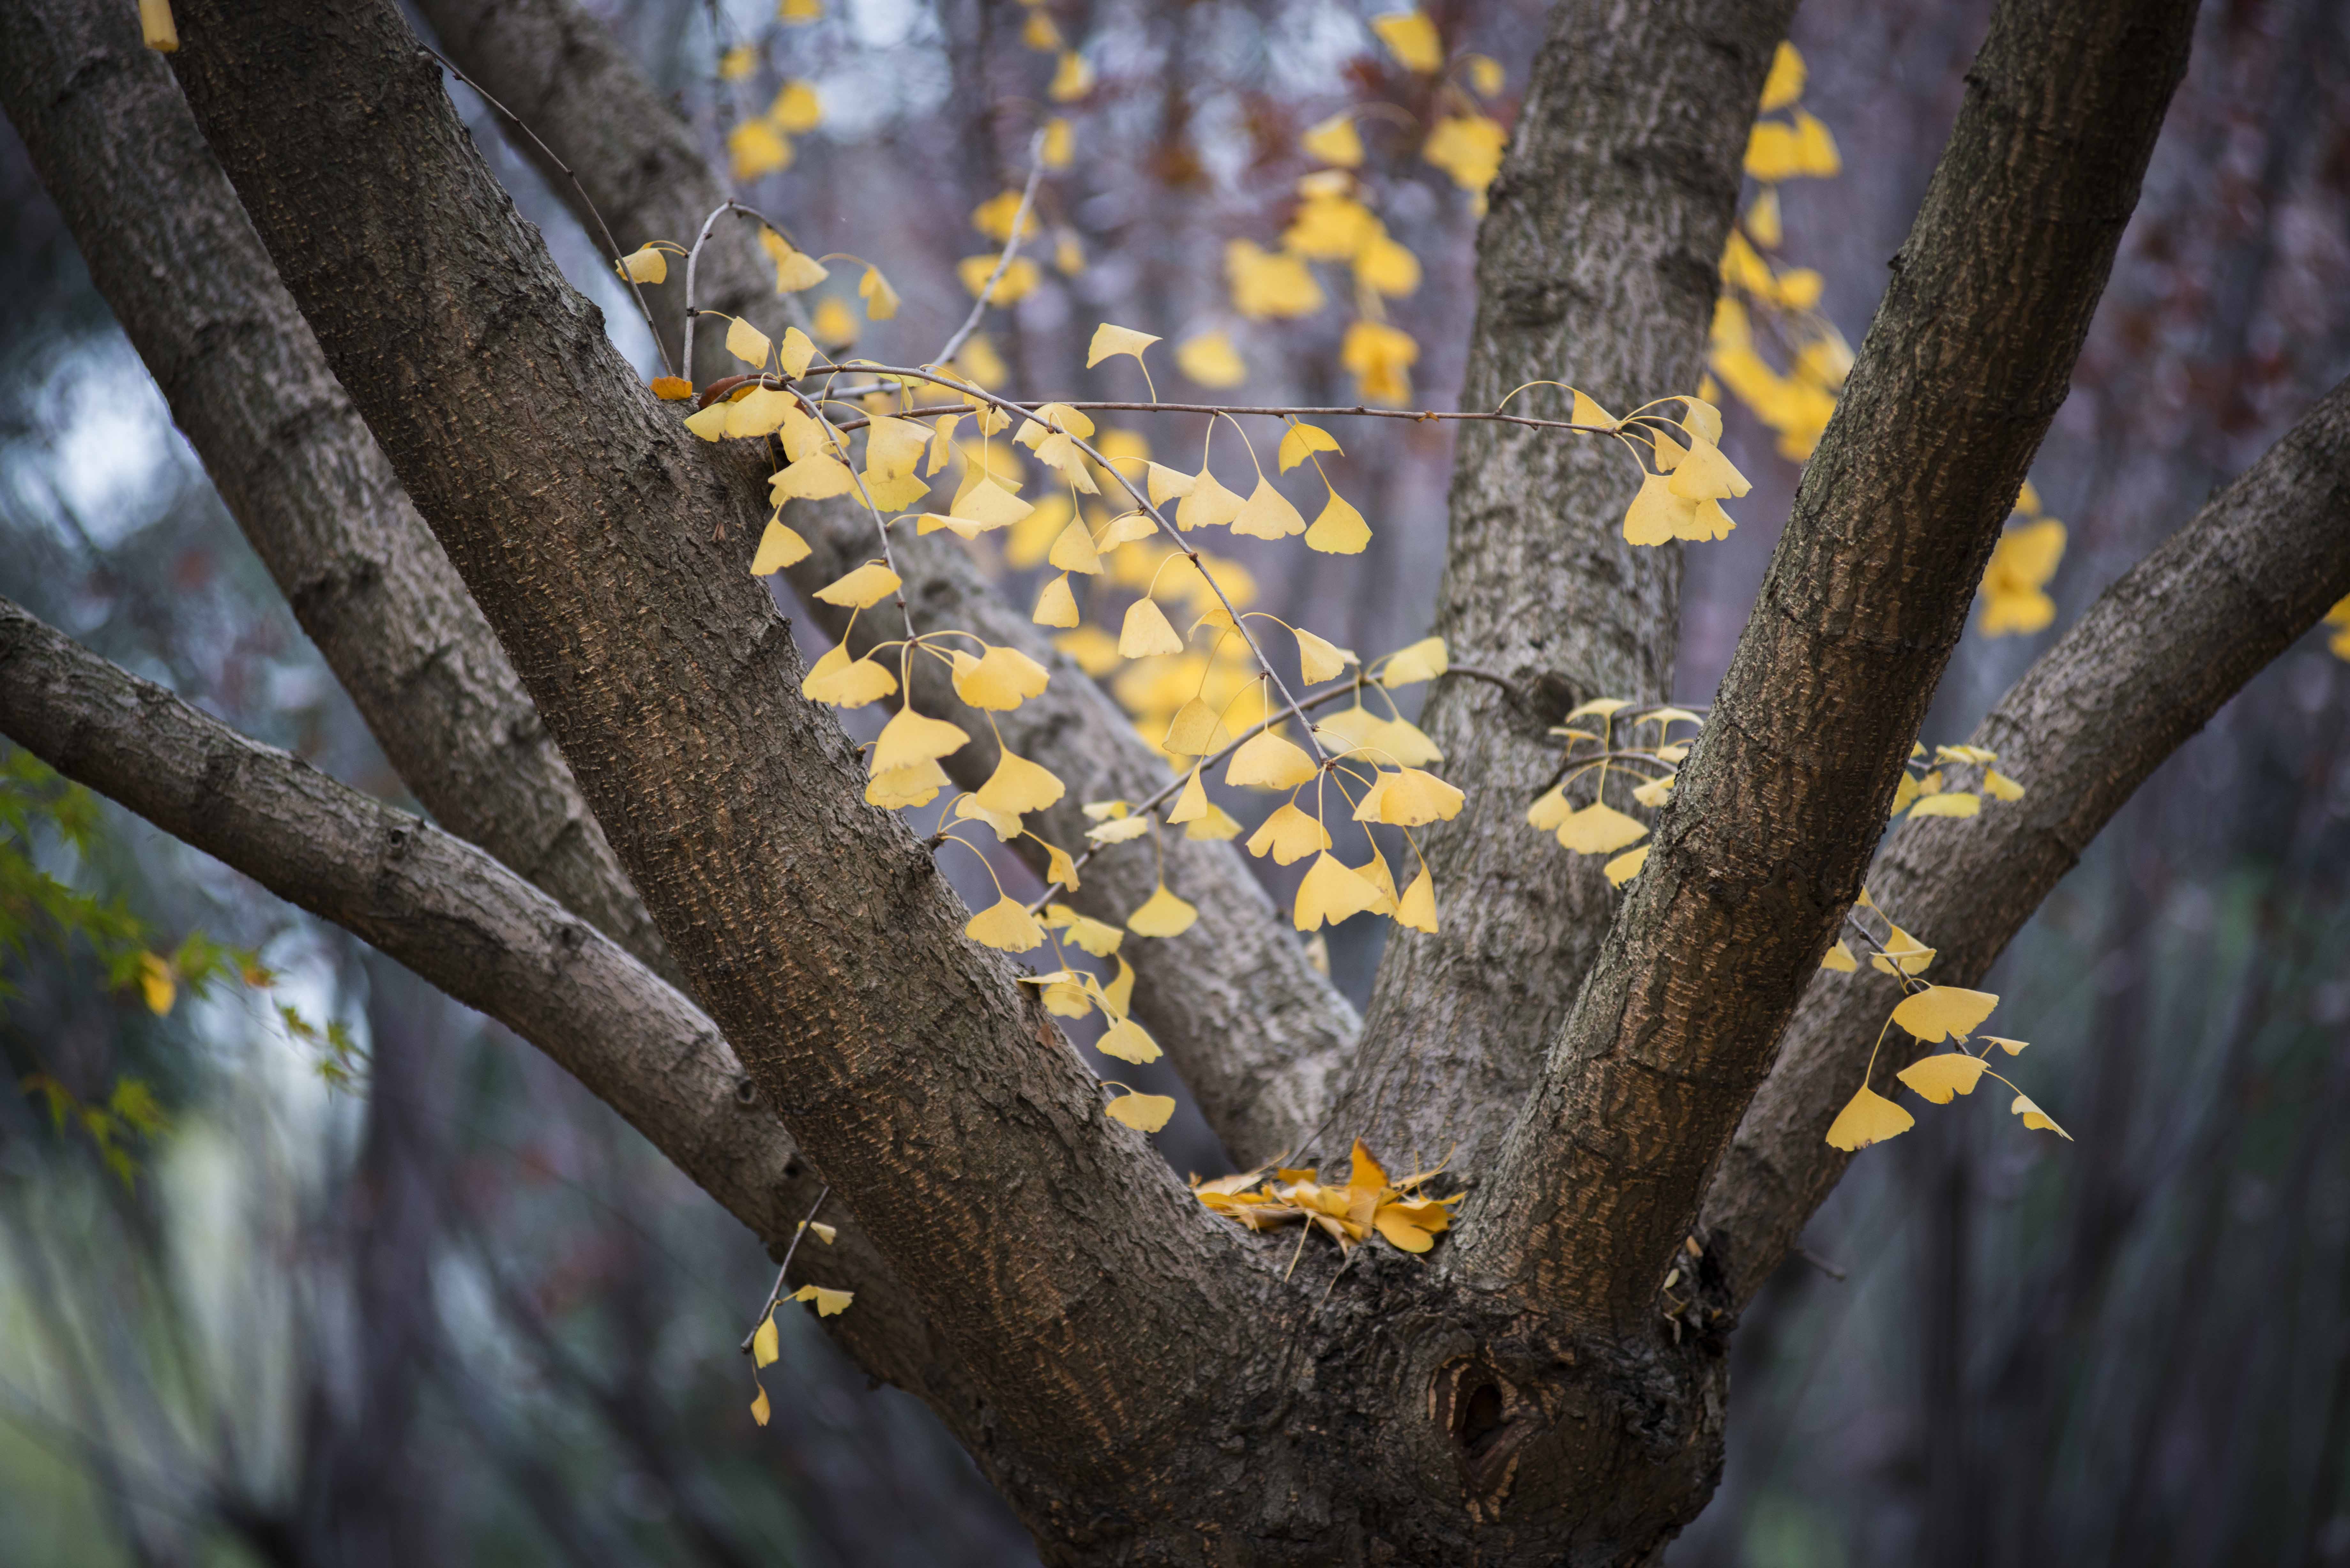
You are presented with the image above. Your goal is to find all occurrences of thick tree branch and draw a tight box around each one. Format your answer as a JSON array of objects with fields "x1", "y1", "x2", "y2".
[
  {"x1": 1465, "y1": 0, "x2": 2202, "y2": 1329},
  {"x1": 0, "y1": 594, "x2": 967, "y2": 1413},
  {"x1": 1700, "y1": 374, "x2": 2350, "y2": 1306},
  {"x1": 0, "y1": 0, "x2": 663, "y2": 975},
  {"x1": 165, "y1": 0, "x2": 1267, "y2": 1508},
  {"x1": 418, "y1": 0, "x2": 1357, "y2": 1164},
  {"x1": 1333, "y1": 0, "x2": 1797, "y2": 1178}
]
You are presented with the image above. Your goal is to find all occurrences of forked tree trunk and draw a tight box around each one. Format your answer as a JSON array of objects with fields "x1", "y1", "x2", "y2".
[{"x1": 17, "y1": 0, "x2": 2350, "y2": 1560}]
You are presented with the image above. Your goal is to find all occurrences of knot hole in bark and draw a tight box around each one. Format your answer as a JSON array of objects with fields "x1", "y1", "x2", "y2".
[{"x1": 1430, "y1": 1355, "x2": 1533, "y2": 1515}]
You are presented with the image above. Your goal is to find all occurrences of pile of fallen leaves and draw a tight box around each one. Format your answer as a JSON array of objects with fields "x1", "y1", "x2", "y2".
[{"x1": 1192, "y1": 1141, "x2": 1459, "y2": 1255}]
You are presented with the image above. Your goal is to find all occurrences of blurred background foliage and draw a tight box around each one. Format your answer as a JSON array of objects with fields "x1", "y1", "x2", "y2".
[{"x1": 1, "y1": 0, "x2": 2346, "y2": 1562}]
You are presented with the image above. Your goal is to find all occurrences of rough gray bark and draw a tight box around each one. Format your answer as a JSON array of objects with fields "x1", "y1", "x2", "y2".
[
  {"x1": 0, "y1": 0, "x2": 661, "y2": 975},
  {"x1": 1699, "y1": 373, "x2": 2350, "y2": 1306},
  {"x1": 164, "y1": 0, "x2": 1282, "y2": 1540},
  {"x1": 1335, "y1": 0, "x2": 1796, "y2": 1179},
  {"x1": 1467, "y1": 0, "x2": 2202, "y2": 1332},
  {"x1": 418, "y1": 0, "x2": 1357, "y2": 1167},
  {"x1": 0, "y1": 593, "x2": 964, "y2": 1410}
]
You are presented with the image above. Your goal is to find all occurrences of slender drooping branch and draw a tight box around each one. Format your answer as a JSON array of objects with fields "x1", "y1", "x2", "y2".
[
  {"x1": 0, "y1": 594, "x2": 969, "y2": 1415},
  {"x1": 1334, "y1": 0, "x2": 1800, "y2": 1180},
  {"x1": 166, "y1": 0, "x2": 1266, "y2": 1503},
  {"x1": 1466, "y1": 0, "x2": 2203, "y2": 1330},
  {"x1": 421, "y1": 0, "x2": 1360, "y2": 1165},
  {"x1": 1700, "y1": 373, "x2": 2350, "y2": 1306}
]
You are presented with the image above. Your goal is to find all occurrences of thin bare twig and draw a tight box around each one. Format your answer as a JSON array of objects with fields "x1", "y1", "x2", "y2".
[
  {"x1": 740, "y1": 1184, "x2": 832, "y2": 1351},
  {"x1": 936, "y1": 132, "x2": 1048, "y2": 367}
]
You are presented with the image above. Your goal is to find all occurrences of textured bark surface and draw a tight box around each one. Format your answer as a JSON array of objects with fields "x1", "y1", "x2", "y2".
[
  {"x1": 421, "y1": 0, "x2": 1360, "y2": 1166},
  {"x1": 1336, "y1": 0, "x2": 1795, "y2": 1178},
  {"x1": 1467, "y1": 0, "x2": 2201, "y2": 1332},
  {"x1": 165, "y1": 0, "x2": 1271, "y2": 1534},
  {"x1": 1700, "y1": 374, "x2": 2350, "y2": 1305},
  {"x1": 0, "y1": 592, "x2": 973, "y2": 1409},
  {"x1": 0, "y1": 0, "x2": 663, "y2": 975}
]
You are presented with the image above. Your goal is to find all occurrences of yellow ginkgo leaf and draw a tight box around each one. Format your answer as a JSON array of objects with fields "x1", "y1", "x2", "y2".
[
  {"x1": 866, "y1": 760, "x2": 948, "y2": 809},
  {"x1": 1825, "y1": 1085, "x2": 1914, "y2": 1151},
  {"x1": 1097, "y1": 513, "x2": 1157, "y2": 549},
  {"x1": 1087, "y1": 322, "x2": 1161, "y2": 367},
  {"x1": 1061, "y1": 913, "x2": 1123, "y2": 957},
  {"x1": 1760, "y1": 40, "x2": 1805, "y2": 111},
  {"x1": 1555, "y1": 801, "x2": 1648, "y2": 856},
  {"x1": 616, "y1": 245, "x2": 669, "y2": 284},
  {"x1": 1983, "y1": 770, "x2": 2026, "y2": 801},
  {"x1": 760, "y1": 230, "x2": 830, "y2": 291},
  {"x1": 858, "y1": 265, "x2": 899, "y2": 320},
  {"x1": 1421, "y1": 114, "x2": 1507, "y2": 191},
  {"x1": 683, "y1": 402, "x2": 731, "y2": 441},
  {"x1": 2010, "y1": 1094, "x2": 2072, "y2": 1139},
  {"x1": 750, "y1": 1385, "x2": 772, "y2": 1426},
  {"x1": 752, "y1": 1311, "x2": 779, "y2": 1368},
  {"x1": 729, "y1": 120, "x2": 792, "y2": 181},
  {"x1": 136, "y1": 952, "x2": 174, "y2": 1015},
  {"x1": 1666, "y1": 435, "x2": 1751, "y2": 502},
  {"x1": 1378, "y1": 636, "x2": 1447, "y2": 688},
  {"x1": 1097, "y1": 1017, "x2": 1162, "y2": 1064},
  {"x1": 727, "y1": 385, "x2": 794, "y2": 438},
  {"x1": 1127, "y1": 885, "x2": 1199, "y2": 938},
  {"x1": 1374, "y1": 1207, "x2": 1435, "y2": 1253},
  {"x1": 1247, "y1": 802, "x2": 1333, "y2": 865},
  {"x1": 1175, "y1": 331, "x2": 1248, "y2": 388},
  {"x1": 1086, "y1": 814, "x2": 1152, "y2": 846},
  {"x1": 1983, "y1": 1035, "x2": 2029, "y2": 1056},
  {"x1": 1048, "y1": 518, "x2": 1104, "y2": 575},
  {"x1": 1394, "y1": 868, "x2": 1437, "y2": 932},
  {"x1": 1465, "y1": 52, "x2": 1504, "y2": 97},
  {"x1": 952, "y1": 475, "x2": 1035, "y2": 533},
  {"x1": 1897, "y1": 1052, "x2": 1989, "y2": 1104},
  {"x1": 1890, "y1": 985, "x2": 1999, "y2": 1045},
  {"x1": 1278, "y1": 422, "x2": 1344, "y2": 472},
  {"x1": 871, "y1": 707, "x2": 969, "y2": 773},
  {"x1": 1119, "y1": 598, "x2": 1186, "y2": 659},
  {"x1": 1305, "y1": 490, "x2": 1372, "y2": 554},
  {"x1": 1909, "y1": 791, "x2": 1982, "y2": 818},
  {"x1": 719, "y1": 42, "x2": 757, "y2": 79},
  {"x1": 1163, "y1": 698, "x2": 1225, "y2": 756},
  {"x1": 1226, "y1": 730, "x2": 1319, "y2": 790},
  {"x1": 140, "y1": 0, "x2": 177, "y2": 51},
  {"x1": 1231, "y1": 477, "x2": 1308, "y2": 541},
  {"x1": 966, "y1": 895, "x2": 1045, "y2": 953},
  {"x1": 1176, "y1": 469, "x2": 1247, "y2": 530},
  {"x1": 751, "y1": 520, "x2": 812, "y2": 575},
  {"x1": 1624, "y1": 472, "x2": 1698, "y2": 546},
  {"x1": 1604, "y1": 845, "x2": 1649, "y2": 887},
  {"x1": 1166, "y1": 768, "x2": 1210, "y2": 824},
  {"x1": 1370, "y1": 9, "x2": 1442, "y2": 72},
  {"x1": 1106, "y1": 1092, "x2": 1176, "y2": 1132},
  {"x1": 1295, "y1": 627, "x2": 1356, "y2": 684},
  {"x1": 952, "y1": 646, "x2": 1050, "y2": 710},
  {"x1": 1048, "y1": 49, "x2": 1095, "y2": 102},
  {"x1": 799, "y1": 645, "x2": 898, "y2": 707},
  {"x1": 771, "y1": 451, "x2": 857, "y2": 502},
  {"x1": 1870, "y1": 925, "x2": 1937, "y2": 976},
  {"x1": 956, "y1": 795, "x2": 1022, "y2": 843},
  {"x1": 650, "y1": 376, "x2": 694, "y2": 401},
  {"x1": 725, "y1": 314, "x2": 773, "y2": 369},
  {"x1": 790, "y1": 1284, "x2": 854, "y2": 1316},
  {"x1": 1044, "y1": 841, "x2": 1082, "y2": 892},
  {"x1": 1820, "y1": 939, "x2": 1858, "y2": 972},
  {"x1": 1146, "y1": 462, "x2": 1196, "y2": 506},
  {"x1": 976, "y1": 751, "x2": 1065, "y2": 817},
  {"x1": 813, "y1": 561, "x2": 902, "y2": 609},
  {"x1": 1185, "y1": 802, "x2": 1244, "y2": 841},
  {"x1": 1293, "y1": 852, "x2": 1384, "y2": 931},
  {"x1": 1301, "y1": 112, "x2": 1363, "y2": 167},
  {"x1": 1526, "y1": 784, "x2": 1573, "y2": 831},
  {"x1": 1032, "y1": 573, "x2": 1080, "y2": 628},
  {"x1": 768, "y1": 79, "x2": 822, "y2": 132},
  {"x1": 1041, "y1": 116, "x2": 1074, "y2": 168}
]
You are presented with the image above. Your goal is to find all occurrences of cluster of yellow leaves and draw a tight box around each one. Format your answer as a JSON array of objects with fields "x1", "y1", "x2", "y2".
[
  {"x1": 1523, "y1": 700, "x2": 1700, "y2": 888},
  {"x1": 1194, "y1": 1140, "x2": 1460, "y2": 1255},
  {"x1": 728, "y1": 76, "x2": 825, "y2": 182},
  {"x1": 1824, "y1": 981, "x2": 2066, "y2": 1153},
  {"x1": 1821, "y1": 889, "x2": 2066, "y2": 1153},
  {"x1": 1978, "y1": 479, "x2": 2068, "y2": 636},
  {"x1": 1878, "y1": 740, "x2": 2027, "y2": 826},
  {"x1": 1704, "y1": 43, "x2": 1852, "y2": 462}
]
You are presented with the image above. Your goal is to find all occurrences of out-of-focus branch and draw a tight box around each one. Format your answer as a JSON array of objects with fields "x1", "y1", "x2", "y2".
[
  {"x1": 0, "y1": 595, "x2": 964, "y2": 1411},
  {"x1": 1700, "y1": 374, "x2": 2350, "y2": 1306},
  {"x1": 1467, "y1": 0, "x2": 2202, "y2": 1330}
]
